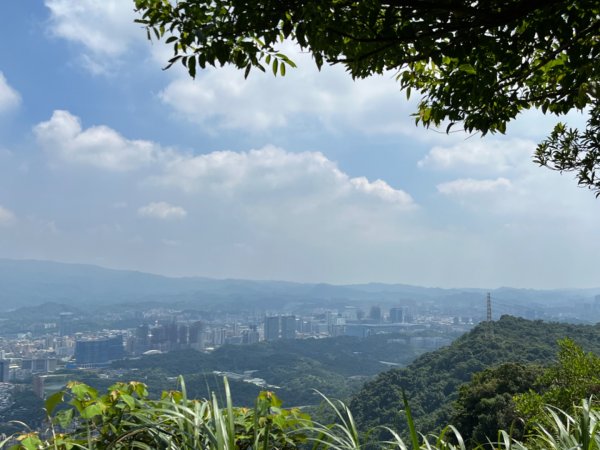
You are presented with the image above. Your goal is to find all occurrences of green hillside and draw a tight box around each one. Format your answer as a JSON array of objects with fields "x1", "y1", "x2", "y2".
[
  {"x1": 108, "y1": 332, "x2": 451, "y2": 407},
  {"x1": 350, "y1": 316, "x2": 600, "y2": 437}
]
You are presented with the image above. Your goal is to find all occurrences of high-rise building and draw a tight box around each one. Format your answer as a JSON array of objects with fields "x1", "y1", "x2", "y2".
[
  {"x1": 136, "y1": 325, "x2": 150, "y2": 344},
  {"x1": 243, "y1": 326, "x2": 260, "y2": 344},
  {"x1": 389, "y1": 307, "x2": 404, "y2": 323},
  {"x1": 166, "y1": 322, "x2": 179, "y2": 346},
  {"x1": 299, "y1": 320, "x2": 313, "y2": 334},
  {"x1": 178, "y1": 324, "x2": 189, "y2": 347},
  {"x1": 369, "y1": 306, "x2": 382, "y2": 322},
  {"x1": 212, "y1": 328, "x2": 227, "y2": 346},
  {"x1": 74, "y1": 335, "x2": 125, "y2": 367},
  {"x1": 280, "y1": 316, "x2": 296, "y2": 340},
  {"x1": 133, "y1": 324, "x2": 150, "y2": 354},
  {"x1": 264, "y1": 316, "x2": 280, "y2": 341},
  {"x1": 150, "y1": 325, "x2": 167, "y2": 346},
  {"x1": 0, "y1": 360, "x2": 9, "y2": 382},
  {"x1": 188, "y1": 321, "x2": 204, "y2": 347},
  {"x1": 59, "y1": 312, "x2": 74, "y2": 337},
  {"x1": 404, "y1": 307, "x2": 414, "y2": 323}
]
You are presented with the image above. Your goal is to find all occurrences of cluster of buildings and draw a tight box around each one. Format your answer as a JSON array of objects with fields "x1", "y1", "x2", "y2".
[{"x1": 0, "y1": 303, "x2": 473, "y2": 400}]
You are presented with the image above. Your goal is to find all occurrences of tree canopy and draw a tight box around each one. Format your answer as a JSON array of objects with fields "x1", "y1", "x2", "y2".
[
  {"x1": 348, "y1": 316, "x2": 600, "y2": 440},
  {"x1": 514, "y1": 338, "x2": 600, "y2": 426},
  {"x1": 134, "y1": 0, "x2": 600, "y2": 194},
  {"x1": 451, "y1": 362, "x2": 540, "y2": 445}
]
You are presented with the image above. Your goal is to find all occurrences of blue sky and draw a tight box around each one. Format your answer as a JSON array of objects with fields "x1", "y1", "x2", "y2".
[{"x1": 0, "y1": 1, "x2": 598, "y2": 288}]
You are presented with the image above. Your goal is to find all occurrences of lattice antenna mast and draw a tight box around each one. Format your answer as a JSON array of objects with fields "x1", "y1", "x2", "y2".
[{"x1": 486, "y1": 292, "x2": 494, "y2": 338}]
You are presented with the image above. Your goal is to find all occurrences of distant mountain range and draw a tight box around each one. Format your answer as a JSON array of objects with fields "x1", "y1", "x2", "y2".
[{"x1": 0, "y1": 258, "x2": 598, "y2": 313}]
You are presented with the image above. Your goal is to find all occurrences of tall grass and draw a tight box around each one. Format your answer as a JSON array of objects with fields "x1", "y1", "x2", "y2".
[
  {"x1": 521, "y1": 398, "x2": 600, "y2": 450},
  {"x1": 3, "y1": 380, "x2": 600, "y2": 450}
]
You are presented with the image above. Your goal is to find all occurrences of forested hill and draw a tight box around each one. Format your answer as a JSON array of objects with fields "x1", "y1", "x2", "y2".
[{"x1": 350, "y1": 316, "x2": 600, "y2": 436}]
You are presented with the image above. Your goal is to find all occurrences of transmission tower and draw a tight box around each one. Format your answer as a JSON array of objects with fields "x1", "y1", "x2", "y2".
[{"x1": 486, "y1": 292, "x2": 494, "y2": 338}]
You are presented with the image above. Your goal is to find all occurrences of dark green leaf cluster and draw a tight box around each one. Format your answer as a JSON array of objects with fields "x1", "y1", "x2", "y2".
[
  {"x1": 451, "y1": 362, "x2": 540, "y2": 446},
  {"x1": 134, "y1": 0, "x2": 297, "y2": 78},
  {"x1": 535, "y1": 101, "x2": 600, "y2": 196}
]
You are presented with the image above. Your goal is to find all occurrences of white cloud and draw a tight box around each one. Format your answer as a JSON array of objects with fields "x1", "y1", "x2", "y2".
[
  {"x1": 158, "y1": 43, "x2": 418, "y2": 134},
  {"x1": 34, "y1": 110, "x2": 166, "y2": 171},
  {"x1": 426, "y1": 137, "x2": 600, "y2": 230},
  {"x1": 0, "y1": 72, "x2": 20, "y2": 113},
  {"x1": 0, "y1": 206, "x2": 16, "y2": 226},
  {"x1": 20, "y1": 129, "x2": 422, "y2": 283},
  {"x1": 32, "y1": 111, "x2": 415, "y2": 211},
  {"x1": 437, "y1": 177, "x2": 512, "y2": 196},
  {"x1": 418, "y1": 138, "x2": 534, "y2": 172},
  {"x1": 138, "y1": 202, "x2": 187, "y2": 220},
  {"x1": 350, "y1": 177, "x2": 414, "y2": 204},
  {"x1": 153, "y1": 145, "x2": 416, "y2": 210},
  {"x1": 44, "y1": 0, "x2": 143, "y2": 73}
]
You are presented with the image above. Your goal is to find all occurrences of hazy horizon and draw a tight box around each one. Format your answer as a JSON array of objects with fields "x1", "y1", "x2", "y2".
[{"x1": 1, "y1": 257, "x2": 599, "y2": 292}]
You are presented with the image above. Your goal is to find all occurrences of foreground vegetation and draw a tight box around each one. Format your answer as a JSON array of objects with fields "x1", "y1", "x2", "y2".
[{"x1": 3, "y1": 376, "x2": 600, "y2": 450}]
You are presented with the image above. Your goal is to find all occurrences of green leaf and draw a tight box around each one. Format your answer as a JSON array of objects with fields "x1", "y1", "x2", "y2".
[
  {"x1": 120, "y1": 393, "x2": 136, "y2": 410},
  {"x1": 188, "y1": 55, "x2": 196, "y2": 78},
  {"x1": 45, "y1": 390, "x2": 64, "y2": 416},
  {"x1": 17, "y1": 434, "x2": 43, "y2": 450},
  {"x1": 55, "y1": 408, "x2": 74, "y2": 429},
  {"x1": 69, "y1": 382, "x2": 98, "y2": 401},
  {"x1": 458, "y1": 63, "x2": 476, "y2": 75},
  {"x1": 81, "y1": 403, "x2": 103, "y2": 419},
  {"x1": 421, "y1": 107, "x2": 431, "y2": 122},
  {"x1": 401, "y1": 389, "x2": 420, "y2": 450}
]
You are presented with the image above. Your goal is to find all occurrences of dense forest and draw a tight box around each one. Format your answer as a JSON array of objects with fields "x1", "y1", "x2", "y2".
[
  {"x1": 350, "y1": 316, "x2": 600, "y2": 440},
  {"x1": 109, "y1": 332, "x2": 446, "y2": 406}
]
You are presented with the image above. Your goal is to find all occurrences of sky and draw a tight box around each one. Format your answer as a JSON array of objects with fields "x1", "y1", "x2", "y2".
[{"x1": 0, "y1": 1, "x2": 598, "y2": 289}]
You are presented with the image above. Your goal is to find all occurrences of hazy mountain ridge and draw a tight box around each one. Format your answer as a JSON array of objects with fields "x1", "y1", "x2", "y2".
[{"x1": 0, "y1": 259, "x2": 598, "y2": 311}]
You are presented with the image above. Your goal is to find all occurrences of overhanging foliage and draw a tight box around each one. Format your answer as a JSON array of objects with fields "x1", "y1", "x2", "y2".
[{"x1": 135, "y1": 0, "x2": 600, "y2": 195}]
